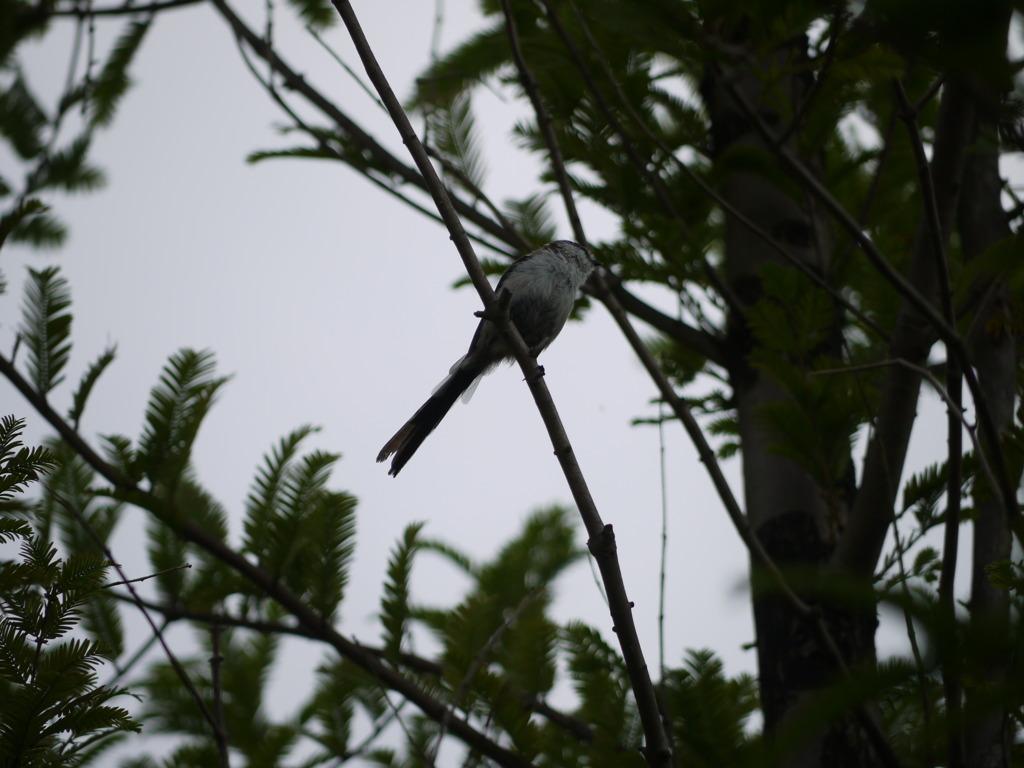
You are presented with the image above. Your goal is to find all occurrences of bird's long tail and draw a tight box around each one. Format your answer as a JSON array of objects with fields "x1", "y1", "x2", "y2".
[{"x1": 377, "y1": 363, "x2": 481, "y2": 476}]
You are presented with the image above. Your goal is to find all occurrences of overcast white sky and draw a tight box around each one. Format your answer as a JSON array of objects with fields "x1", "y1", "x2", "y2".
[{"x1": 0, "y1": 0, "x2": 973, "y2": 750}]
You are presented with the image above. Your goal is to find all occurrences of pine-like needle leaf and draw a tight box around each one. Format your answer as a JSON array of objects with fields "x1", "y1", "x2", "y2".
[
  {"x1": 89, "y1": 20, "x2": 152, "y2": 129},
  {"x1": 18, "y1": 266, "x2": 73, "y2": 397},
  {"x1": 68, "y1": 345, "x2": 117, "y2": 429},
  {"x1": 137, "y1": 349, "x2": 229, "y2": 488}
]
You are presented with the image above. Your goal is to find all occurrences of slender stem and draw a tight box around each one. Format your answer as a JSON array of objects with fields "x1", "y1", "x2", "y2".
[
  {"x1": 657, "y1": 403, "x2": 668, "y2": 679},
  {"x1": 494, "y1": 2, "x2": 670, "y2": 762},
  {"x1": 52, "y1": 493, "x2": 226, "y2": 746},
  {"x1": 50, "y1": 0, "x2": 202, "y2": 16},
  {"x1": 210, "y1": 622, "x2": 231, "y2": 768}
]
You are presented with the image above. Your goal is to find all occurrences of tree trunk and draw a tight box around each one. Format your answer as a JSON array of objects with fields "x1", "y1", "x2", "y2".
[
  {"x1": 702, "y1": 31, "x2": 879, "y2": 767},
  {"x1": 958, "y1": 45, "x2": 1016, "y2": 767}
]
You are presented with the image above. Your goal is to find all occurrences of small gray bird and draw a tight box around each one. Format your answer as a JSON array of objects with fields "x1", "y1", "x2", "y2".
[{"x1": 377, "y1": 240, "x2": 598, "y2": 476}]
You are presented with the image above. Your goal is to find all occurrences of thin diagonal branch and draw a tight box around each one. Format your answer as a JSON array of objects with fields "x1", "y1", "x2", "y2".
[
  {"x1": 209, "y1": 622, "x2": 231, "y2": 768},
  {"x1": 330, "y1": 1, "x2": 671, "y2": 764},
  {"x1": 495, "y1": 3, "x2": 671, "y2": 763}
]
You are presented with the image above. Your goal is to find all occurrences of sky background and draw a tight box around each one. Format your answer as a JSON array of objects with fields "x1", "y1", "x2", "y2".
[{"x1": 0, "y1": 0, "x2": 977, "y2": 753}]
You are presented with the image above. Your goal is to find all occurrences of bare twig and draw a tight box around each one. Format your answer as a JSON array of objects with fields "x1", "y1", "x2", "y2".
[
  {"x1": 52, "y1": 493, "x2": 227, "y2": 747},
  {"x1": 657, "y1": 403, "x2": 668, "y2": 679},
  {"x1": 102, "y1": 562, "x2": 192, "y2": 589},
  {"x1": 210, "y1": 622, "x2": 231, "y2": 768},
  {"x1": 50, "y1": 0, "x2": 201, "y2": 16}
]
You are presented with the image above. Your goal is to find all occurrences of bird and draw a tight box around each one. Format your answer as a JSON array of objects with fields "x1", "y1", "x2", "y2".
[{"x1": 377, "y1": 240, "x2": 599, "y2": 477}]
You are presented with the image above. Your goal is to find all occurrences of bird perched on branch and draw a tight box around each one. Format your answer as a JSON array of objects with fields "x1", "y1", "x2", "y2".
[{"x1": 377, "y1": 240, "x2": 599, "y2": 477}]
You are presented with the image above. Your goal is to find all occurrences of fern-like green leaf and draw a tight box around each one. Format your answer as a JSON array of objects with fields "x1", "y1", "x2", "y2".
[
  {"x1": 81, "y1": 590, "x2": 124, "y2": 658},
  {"x1": 0, "y1": 415, "x2": 56, "y2": 502},
  {"x1": 137, "y1": 348, "x2": 229, "y2": 489},
  {"x1": 6, "y1": 208, "x2": 67, "y2": 248},
  {"x1": 0, "y1": 517, "x2": 32, "y2": 543},
  {"x1": 145, "y1": 514, "x2": 189, "y2": 603},
  {"x1": 0, "y1": 197, "x2": 48, "y2": 250},
  {"x1": 18, "y1": 265, "x2": 73, "y2": 396},
  {"x1": 380, "y1": 521, "x2": 425, "y2": 657},
  {"x1": 89, "y1": 20, "x2": 151, "y2": 128},
  {"x1": 305, "y1": 489, "x2": 357, "y2": 620},
  {"x1": 98, "y1": 433, "x2": 138, "y2": 483},
  {"x1": 412, "y1": 21, "x2": 508, "y2": 109},
  {"x1": 30, "y1": 134, "x2": 106, "y2": 194},
  {"x1": 247, "y1": 144, "x2": 342, "y2": 165},
  {"x1": 429, "y1": 91, "x2": 487, "y2": 192},
  {"x1": 68, "y1": 344, "x2": 117, "y2": 429},
  {"x1": 662, "y1": 649, "x2": 760, "y2": 767},
  {"x1": 243, "y1": 425, "x2": 319, "y2": 558},
  {"x1": 502, "y1": 193, "x2": 557, "y2": 246},
  {"x1": 0, "y1": 73, "x2": 46, "y2": 159}
]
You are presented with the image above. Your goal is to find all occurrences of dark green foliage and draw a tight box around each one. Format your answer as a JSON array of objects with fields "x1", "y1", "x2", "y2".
[
  {"x1": 4, "y1": 205, "x2": 67, "y2": 249},
  {"x1": 0, "y1": 73, "x2": 45, "y2": 159},
  {"x1": 0, "y1": 415, "x2": 55, "y2": 504},
  {"x1": 0, "y1": 6, "x2": 150, "y2": 251},
  {"x1": 0, "y1": 197, "x2": 49, "y2": 250},
  {"x1": 242, "y1": 428, "x2": 357, "y2": 621},
  {"x1": 19, "y1": 265, "x2": 72, "y2": 397},
  {"x1": 380, "y1": 521, "x2": 425, "y2": 657},
  {"x1": 560, "y1": 621, "x2": 645, "y2": 766},
  {"x1": 68, "y1": 344, "x2": 117, "y2": 429},
  {"x1": 285, "y1": 0, "x2": 336, "y2": 30},
  {"x1": 660, "y1": 650, "x2": 759, "y2": 767},
  {"x1": 27, "y1": 134, "x2": 106, "y2": 195},
  {"x1": 746, "y1": 265, "x2": 865, "y2": 500},
  {"x1": 0, "y1": 418, "x2": 139, "y2": 765},
  {"x1": 88, "y1": 20, "x2": 151, "y2": 129}
]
